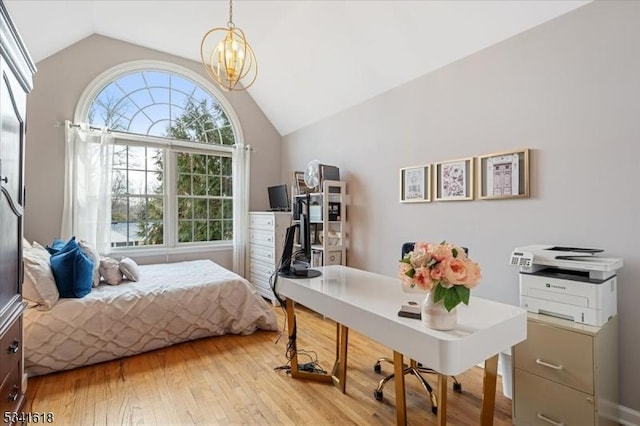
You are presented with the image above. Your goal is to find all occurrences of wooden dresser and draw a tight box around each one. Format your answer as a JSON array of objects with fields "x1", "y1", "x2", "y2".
[
  {"x1": 513, "y1": 313, "x2": 618, "y2": 425},
  {"x1": 0, "y1": 1, "x2": 36, "y2": 419},
  {"x1": 247, "y1": 212, "x2": 290, "y2": 305}
]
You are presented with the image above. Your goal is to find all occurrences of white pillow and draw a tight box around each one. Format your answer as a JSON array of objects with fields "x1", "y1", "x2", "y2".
[
  {"x1": 78, "y1": 240, "x2": 101, "y2": 287},
  {"x1": 23, "y1": 237, "x2": 32, "y2": 250},
  {"x1": 119, "y1": 257, "x2": 140, "y2": 282},
  {"x1": 99, "y1": 257, "x2": 123, "y2": 285},
  {"x1": 23, "y1": 243, "x2": 59, "y2": 310}
]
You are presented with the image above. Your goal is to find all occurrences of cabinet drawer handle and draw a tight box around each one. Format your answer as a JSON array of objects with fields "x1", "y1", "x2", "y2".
[
  {"x1": 535, "y1": 358, "x2": 563, "y2": 370},
  {"x1": 8, "y1": 385, "x2": 19, "y2": 402},
  {"x1": 0, "y1": 176, "x2": 7, "y2": 184},
  {"x1": 7, "y1": 339, "x2": 19, "y2": 354},
  {"x1": 536, "y1": 413, "x2": 564, "y2": 426}
]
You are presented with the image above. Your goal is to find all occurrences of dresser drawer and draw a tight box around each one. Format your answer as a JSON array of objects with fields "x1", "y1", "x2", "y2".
[
  {"x1": 249, "y1": 259, "x2": 276, "y2": 278},
  {"x1": 249, "y1": 272, "x2": 273, "y2": 293},
  {"x1": 249, "y1": 244, "x2": 276, "y2": 264},
  {"x1": 249, "y1": 229, "x2": 275, "y2": 247},
  {"x1": 514, "y1": 320, "x2": 593, "y2": 394},
  {"x1": 513, "y1": 369, "x2": 595, "y2": 426},
  {"x1": 0, "y1": 317, "x2": 22, "y2": 382},
  {"x1": 249, "y1": 214, "x2": 276, "y2": 231},
  {"x1": 0, "y1": 359, "x2": 22, "y2": 415}
]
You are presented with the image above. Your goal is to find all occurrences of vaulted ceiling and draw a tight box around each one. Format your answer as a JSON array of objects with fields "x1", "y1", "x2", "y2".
[{"x1": 5, "y1": 0, "x2": 589, "y2": 135}]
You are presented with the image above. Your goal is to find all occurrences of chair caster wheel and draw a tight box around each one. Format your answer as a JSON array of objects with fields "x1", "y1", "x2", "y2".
[
  {"x1": 453, "y1": 382, "x2": 462, "y2": 393},
  {"x1": 374, "y1": 363, "x2": 381, "y2": 374},
  {"x1": 374, "y1": 389, "x2": 383, "y2": 401},
  {"x1": 431, "y1": 406, "x2": 438, "y2": 415}
]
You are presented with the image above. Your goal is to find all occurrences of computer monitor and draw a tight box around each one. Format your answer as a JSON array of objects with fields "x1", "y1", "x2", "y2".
[
  {"x1": 268, "y1": 184, "x2": 290, "y2": 211},
  {"x1": 278, "y1": 197, "x2": 321, "y2": 279},
  {"x1": 299, "y1": 212, "x2": 311, "y2": 264},
  {"x1": 278, "y1": 224, "x2": 297, "y2": 275}
]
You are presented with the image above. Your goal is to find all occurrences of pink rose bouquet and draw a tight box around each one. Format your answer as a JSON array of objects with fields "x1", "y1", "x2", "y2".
[{"x1": 399, "y1": 241, "x2": 481, "y2": 311}]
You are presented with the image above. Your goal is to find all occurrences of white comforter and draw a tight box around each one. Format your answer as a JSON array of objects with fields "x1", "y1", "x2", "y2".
[{"x1": 24, "y1": 260, "x2": 278, "y2": 376}]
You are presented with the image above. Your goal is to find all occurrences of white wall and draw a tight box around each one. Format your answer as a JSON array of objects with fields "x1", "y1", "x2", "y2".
[
  {"x1": 24, "y1": 34, "x2": 282, "y2": 269},
  {"x1": 282, "y1": 1, "x2": 640, "y2": 412}
]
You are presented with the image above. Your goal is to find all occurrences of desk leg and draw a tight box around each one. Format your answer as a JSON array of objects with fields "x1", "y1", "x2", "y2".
[
  {"x1": 285, "y1": 299, "x2": 299, "y2": 375},
  {"x1": 393, "y1": 351, "x2": 406, "y2": 426},
  {"x1": 436, "y1": 374, "x2": 447, "y2": 426},
  {"x1": 285, "y1": 298, "x2": 333, "y2": 384},
  {"x1": 331, "y1": 324, "x2": 349, "y2": 393},
  {"x1": 480, "y1": 354, "x2": 499, "y2": 426}
]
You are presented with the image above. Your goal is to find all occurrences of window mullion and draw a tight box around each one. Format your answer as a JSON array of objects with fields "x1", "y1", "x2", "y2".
[{"x1": 165, "y1": 149, "x2": 176, "y2": 248}]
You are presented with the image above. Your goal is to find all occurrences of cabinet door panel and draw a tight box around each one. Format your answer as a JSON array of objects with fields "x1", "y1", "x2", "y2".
[
  {"x1": 0, "y1": 65, "x2": 25, "y2": 312},
  {"x1": 1, "y1": 66, "x2": 26, "y2": 207}
]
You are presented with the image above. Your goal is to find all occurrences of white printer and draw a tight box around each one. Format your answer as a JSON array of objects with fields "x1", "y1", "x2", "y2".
[{"x1": 510, "y1": 244, "x2": 622, "y2": 326}]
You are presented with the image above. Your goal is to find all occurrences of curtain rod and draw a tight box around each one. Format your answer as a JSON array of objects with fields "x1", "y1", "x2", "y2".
[
  {"x1": 67, "y1": 122, "x2": 111, "y2": 132},
  {"x1": 55, "y1": 121, "x2": 112, "y2": 133},
  {"x1": 54, "y1": 121, "x2": 254, "y2": 151}
]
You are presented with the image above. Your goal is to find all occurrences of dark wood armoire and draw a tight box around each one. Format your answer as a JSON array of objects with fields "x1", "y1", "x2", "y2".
[{"x1": 0, "y1": 0, "x2": 35, "y2": 418}]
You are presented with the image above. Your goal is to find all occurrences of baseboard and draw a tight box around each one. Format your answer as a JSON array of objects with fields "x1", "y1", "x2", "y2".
[{"x1": 618, "y1": 404, "x2": 640, "y2": 426}]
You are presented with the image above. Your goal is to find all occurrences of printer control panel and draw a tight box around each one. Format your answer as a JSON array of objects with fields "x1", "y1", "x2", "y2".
[{"x1": 510, "y1": 251, "x2": 533, "y2": 268}]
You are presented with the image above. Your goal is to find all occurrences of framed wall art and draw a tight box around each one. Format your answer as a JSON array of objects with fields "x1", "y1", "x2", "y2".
[
  {"x1": 400, "y1": 165, "x2": 431, "y2": 202},
  {"x1": 478, "y1": 149, "x2": 529, "y2": 199},
  {"x1": 434, "y1": 157, "x2": 474, "y2": 201},
  {"x1": 292, "y1": 170, "x2": 311, "y2": 195}
]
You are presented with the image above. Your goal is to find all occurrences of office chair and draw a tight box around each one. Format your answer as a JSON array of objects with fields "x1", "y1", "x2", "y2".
[{"x1": 372, "y1": 242, "x2": 462, "y2": 415}]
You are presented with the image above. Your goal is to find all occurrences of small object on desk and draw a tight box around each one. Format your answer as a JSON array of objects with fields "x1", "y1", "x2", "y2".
[
  {"x1": 401, "y1": 301, "x2": 421, "y2": 315},
  {"x1": 398, "y1": 310, "x2": 421, "y2": 320}
]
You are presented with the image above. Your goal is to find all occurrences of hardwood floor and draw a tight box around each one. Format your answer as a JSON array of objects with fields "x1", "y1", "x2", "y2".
[{"x1": 25, "y1": 304, "x2": 512, "y2": 425}]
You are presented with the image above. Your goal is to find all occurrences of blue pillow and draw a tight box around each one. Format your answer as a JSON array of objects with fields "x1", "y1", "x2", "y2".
[
  {"x1": 46, "y1": 237, "x2": 76, "y2": 256},
  {"x1": 50, "y1": 244, "x2": 94, "y2": 298}
]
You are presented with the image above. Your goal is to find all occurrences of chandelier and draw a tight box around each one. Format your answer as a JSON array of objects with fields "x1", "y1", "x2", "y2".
[{"x1": 200, "y1": 0, "x2": 258, "y2": 91}]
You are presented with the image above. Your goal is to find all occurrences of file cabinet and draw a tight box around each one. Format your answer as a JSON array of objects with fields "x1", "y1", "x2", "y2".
[{"x1": 513, "y1": 313, "x2": 618, "y2": 426}]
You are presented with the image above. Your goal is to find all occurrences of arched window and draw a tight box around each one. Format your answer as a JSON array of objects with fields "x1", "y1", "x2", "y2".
[{"x1": 74, "y1": 61, "x2": 245, "y2": 250}]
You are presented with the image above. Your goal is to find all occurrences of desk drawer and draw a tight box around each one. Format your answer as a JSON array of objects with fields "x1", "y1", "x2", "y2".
[
  {"x1": 513, "y1": 369, "x2": 595, "y2": 426},
  {"x1": 249, "y1": 214, "x2": 276, "y2": 231},
  {"x1": 0, "y1": 317, "x2": 22, "y2": 382},
  {"x1": 249, "y1": 244, "x2": 276, "y2": 264},
  {"x1": 249, "y1": 229, "x2": 275, "y2": 247},
  {"x1": 514, "y1": 321, "x2": 593, "y2": 393}
]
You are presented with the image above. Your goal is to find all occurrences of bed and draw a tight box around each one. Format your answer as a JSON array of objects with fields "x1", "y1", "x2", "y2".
[{"x1": 24, "y1": 259, "x2": 278, "y2": 376}]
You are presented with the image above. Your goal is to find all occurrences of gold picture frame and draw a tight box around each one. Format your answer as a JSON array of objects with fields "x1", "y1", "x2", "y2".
[
  {"x1": 434, "y1": 157, "x2": 474, "y2": 201},
  {"x1": 400, "y1": 165, "x2": 431, "y2": 203},
  {"x1": 477, "y1": 149, "x2": 530, "y2": 200}
]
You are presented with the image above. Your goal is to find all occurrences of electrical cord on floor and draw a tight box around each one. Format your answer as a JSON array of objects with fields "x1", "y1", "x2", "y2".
[{"x1": 271, "y1": 301, "x2": 326, "y2": 375}]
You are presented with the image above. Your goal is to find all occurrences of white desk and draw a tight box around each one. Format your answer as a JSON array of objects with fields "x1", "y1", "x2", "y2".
[{"x1": 277, "y1": 265, "x2": 527, "y2": 425}]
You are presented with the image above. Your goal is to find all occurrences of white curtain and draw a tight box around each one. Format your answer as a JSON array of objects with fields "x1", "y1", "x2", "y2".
[
  {"x1": 232, "y1": 144, "x2": 251, "y2": 276},
  {"x1": 61, "y1": 121, "x2": 114, "y2": 255}
]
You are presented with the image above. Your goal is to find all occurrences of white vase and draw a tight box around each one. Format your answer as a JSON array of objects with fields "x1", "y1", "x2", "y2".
[{"x1": 421, "y1": 291, "x2": 457, "y2": 330}]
